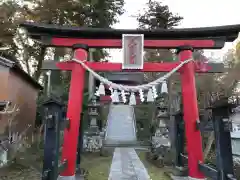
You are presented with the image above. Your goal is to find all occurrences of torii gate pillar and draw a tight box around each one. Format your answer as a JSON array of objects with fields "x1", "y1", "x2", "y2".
[
  {"x1": 56, "y1": 47, "x2": 207, "y2": 180},
  {"x1": 179, "y1": 47, "x2": 204, "y2": 179},
  {"x1": 59, "y1": 49, "x2": 86, "y2": 180}
]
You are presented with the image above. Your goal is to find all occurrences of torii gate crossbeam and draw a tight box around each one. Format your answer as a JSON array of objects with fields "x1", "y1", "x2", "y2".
[
  {"x1": 57, "y1": 48, "x2": 205, "y2": 179},
  {"x1": 20, "y1": 22, "x2": 240, "y2": 180}
]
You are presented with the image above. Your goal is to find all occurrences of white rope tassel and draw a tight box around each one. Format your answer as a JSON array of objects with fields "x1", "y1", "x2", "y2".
[
  {"x1": 147, "y1": 88, "x2": 154, "y2": 102},
  {"x1": 98, "y1": 82, "x2": 105, "y2": 95},
  {"x1": 152, "y1": 86, "x2": 158, "y2": 99},
  {"x1": 129, "y1": 92, "x2": 136, "y2": 105},
  {"x1": 139, "y1": 89, "x2": 145, "y2": 102},
  {"x1": 111, "y1": 90, "x2": 119, "y2": 103},
  {"x1": 95, "y1": 87, "x2": 100, "y2": 96},
  {"x1": 161, "y1": 81, "x2": 168, "y2": 94},
  {"x1": 121, "y1": 90, "x2": 127, "y2": 103}
]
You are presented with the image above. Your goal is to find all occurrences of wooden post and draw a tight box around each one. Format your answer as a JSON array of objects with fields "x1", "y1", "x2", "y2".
[
  {"x1": 59, "y1": 49, "x2": 87, "y2": 180},
  {"x1": 179, "y1": 48, "x2": 204, "y2": 179}
]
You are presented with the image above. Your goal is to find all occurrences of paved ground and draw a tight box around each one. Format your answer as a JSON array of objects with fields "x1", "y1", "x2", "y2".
[
  {"x1": 108, "y1": 148, "x2": 150, "y2": 180},
  {"x1": 170, "y1": 175, "x2": 188, "y2": 180}
]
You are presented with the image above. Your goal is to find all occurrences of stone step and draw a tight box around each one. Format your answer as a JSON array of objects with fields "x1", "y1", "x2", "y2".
[{"x1": 105, "y1": 105, "x2": 137, "y2": 144}]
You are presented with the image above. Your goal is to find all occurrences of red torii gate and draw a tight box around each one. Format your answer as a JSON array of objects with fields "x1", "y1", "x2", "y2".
[{"x1": 20, "y1": 23, "x2": 240, "y2": 180}]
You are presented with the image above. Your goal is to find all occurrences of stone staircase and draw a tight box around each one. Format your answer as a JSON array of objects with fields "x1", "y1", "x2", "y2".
[{"x1": 104, "y1": 104, "x2": 137, "y2": 147}]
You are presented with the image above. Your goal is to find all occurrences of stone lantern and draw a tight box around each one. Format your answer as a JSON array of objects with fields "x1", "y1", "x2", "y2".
[
  {"x1": 156, "y1": 97, "x2": 169, "y2": 136},
  {"x1": 88, "y1": 96, "x2": 100, "y2": 132}
]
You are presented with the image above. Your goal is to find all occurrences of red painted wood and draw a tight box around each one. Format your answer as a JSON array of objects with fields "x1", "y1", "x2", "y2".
[
  {"x1": 55, "y1": 39, "x2": 212, "y2": 179},
  {"x1": 57, "y1": 61, "x2": 179, "y2": 72},
  {"x1": 52, "y1": 38, "x2": 216, "y2": 48},
  {"x1": 60, "y1": 49, "x2": 87, "y2": 176},
  {"x1": 56, "y1": 61, "x2": 74, "y2": 70},
  {"x1": 100, "y1": 96, "x2": 112, "y2": 102},
  {"x1": 56, "y1": 60, "x2": 214, "y2": 73},
  {"x1": 179, "y1": 50, "x2": 204, "y2": 179},
  {"x1": 86, "y1": 61, "x2": 180, "y2": 72}
]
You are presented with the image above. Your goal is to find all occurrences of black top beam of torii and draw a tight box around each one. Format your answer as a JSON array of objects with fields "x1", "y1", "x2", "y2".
[
  {"x1": 19, "y1": 22, "x2": 240, "y2": 73},
  {"x1": 20, "y1": 22, "x2": 240, "y2": 42}
]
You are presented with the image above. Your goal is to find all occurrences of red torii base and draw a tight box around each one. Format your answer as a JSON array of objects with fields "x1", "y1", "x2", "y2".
[{"x1": 57, "y1": 48, "x2": 204, "y2": 179}]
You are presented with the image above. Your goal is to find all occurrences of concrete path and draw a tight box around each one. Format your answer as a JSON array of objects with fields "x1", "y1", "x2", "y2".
[
  {"x1": 108, "y1": 148, "x2": 150, "y2": 180},
  {"x1": 170, "y1": 175, "x2": 188, "y2": 180}
]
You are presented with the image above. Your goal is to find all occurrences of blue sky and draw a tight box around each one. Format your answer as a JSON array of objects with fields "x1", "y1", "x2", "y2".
[{"x1": 109, "y1": 0, "x2": 240, "y2": 62}]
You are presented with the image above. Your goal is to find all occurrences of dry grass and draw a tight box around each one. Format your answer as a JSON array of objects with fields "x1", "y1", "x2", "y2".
[
  {"x1": 138, "y1": 152, "x2": 171, "y2": 180},
  {"x1": 0, "y1": 137, "x2": 43, "y2": 180},
  {"x1": 0, "y1": 163, "x2": 41, "y2": 180},
  {"x1": 81, "y1": 153, "x2": 112, "y2": 180},
  {"x1": 0, "y1": 146, "x2": 170, "y2": 180},
  {"x1": 80, "y1": 151, "x2": 170, "y2": 180}
]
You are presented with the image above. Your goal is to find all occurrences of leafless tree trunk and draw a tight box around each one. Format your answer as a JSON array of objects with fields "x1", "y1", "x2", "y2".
[
  {"x1": 204, "y1": 132, "x2": 214, "y2": 160},
  {"x1": 33, "y1": 46, "x2": 46, "y2": 81}
]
